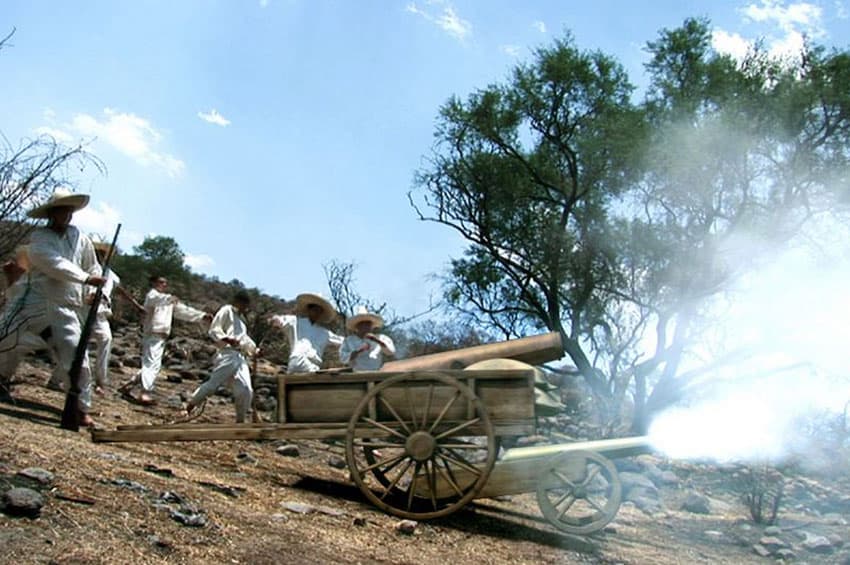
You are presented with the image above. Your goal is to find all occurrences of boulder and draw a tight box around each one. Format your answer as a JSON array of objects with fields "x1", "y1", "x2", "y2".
[{"x1": 2, "y1": 487, "x2": 45, "y2": 517}]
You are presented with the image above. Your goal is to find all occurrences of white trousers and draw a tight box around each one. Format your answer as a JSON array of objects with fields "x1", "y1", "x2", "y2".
[
  {"x1": 91, "y1": 314, "x2": 113, "y2": 387},
  {"x1": 190, "y1": 348, "x2": 253, "y2": 422},
  {"x1": 139, "y1": 334, "x2": 166, "y2": 392},
  {"x1": 50, "y1": 305, "x2": 92, "y2": 412}
]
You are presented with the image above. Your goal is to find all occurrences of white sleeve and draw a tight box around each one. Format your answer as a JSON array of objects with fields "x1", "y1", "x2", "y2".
[
  {"x1": 328, "y1": 330, "x2": 344, "y2": 348},
  {"x1": 208, "y1": 306, "x2": 231, "y2": 345},
  {"x1": 174, "y1": 302, "x2": 207, "y2": 323},
  {"x1": 269, "y1": 314, "x2": 296, "y2": 330},
  {"x1": 28, "y1": 230, "x2": 90, "y2": 284},
  {"x1": 378, "y1": 334, "x2": 396, "y2": 356}
]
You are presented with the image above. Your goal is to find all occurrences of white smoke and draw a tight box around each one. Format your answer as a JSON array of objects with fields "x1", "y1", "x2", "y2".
[{"x1": 648, "y1": 212, "x2": 850, "y2": 464}]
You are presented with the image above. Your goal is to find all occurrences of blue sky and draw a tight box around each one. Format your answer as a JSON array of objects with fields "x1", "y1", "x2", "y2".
[{"x1": 3, "y1": 0, "x2": 849, "y2": 316}]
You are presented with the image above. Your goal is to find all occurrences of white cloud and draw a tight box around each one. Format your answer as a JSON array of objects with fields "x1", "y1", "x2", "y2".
[
  {"x1": 742, "y1": 0, "x2": 824, "y2": 36},
  {"x1": 259, "y1": 0, "x2": 269, "y2": 7},
  {"x1": 837, "y1": 1, "x2": 849, "y2": 19},
  {"x1": 34, "y1": 126, "x2": 75, "y2": 145},
  {"x1": 198, "y1": 109, "x2": 231, "y2": 127},
  {"x1": 75, "y1": 201, "x2": 122, "y2": 238},
  {"x1": 532, "y1": 20, "x2": 546, "y2": 33},
  {"x1": 184, "y1": 253, "x2": 215, "y2": 271},
  {"x1": 714, "y1": 1, "x2": 827, "y2": 63},
  {"x1": 34, "y1": 108, "x2": 185, "y2": 178},
  {"x1": 712, "y1": 29, "x2": 752, "y2": 59},
  {"x1": 74, "y1": 200, "x2": 143, "y2": 250},
  {"x1": 406, "y1": 1, "x2": 472, "y2": 42},
  {"x1": 500, "y1": 44, "x2": 522, "y2": 57}
]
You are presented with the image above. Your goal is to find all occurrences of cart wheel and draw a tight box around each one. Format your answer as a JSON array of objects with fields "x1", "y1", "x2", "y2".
[
  {"x1": 346, "y1": 372, "x2": 497, "y2": 520},
  {"x1": 536, "y1": 450, "x2": 622, "y2": 535}
]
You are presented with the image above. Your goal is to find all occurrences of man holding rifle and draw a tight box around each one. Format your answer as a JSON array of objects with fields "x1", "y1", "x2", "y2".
[{"x1": 27, "y1": 188, "x2": 105, "y2": 428}]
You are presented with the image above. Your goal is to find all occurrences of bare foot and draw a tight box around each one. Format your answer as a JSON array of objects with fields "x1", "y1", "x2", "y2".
[
  {"x1": 80, "y1": 413, "x2": 96, "y2": 428},
  {"x1": 138, "y1": 392, "x2": 155, "y2": 406}
]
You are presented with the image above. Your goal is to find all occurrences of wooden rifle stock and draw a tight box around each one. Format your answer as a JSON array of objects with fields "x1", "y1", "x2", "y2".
[{"x1": 60, "y1": 224, "x2": 122, "y2": 431}]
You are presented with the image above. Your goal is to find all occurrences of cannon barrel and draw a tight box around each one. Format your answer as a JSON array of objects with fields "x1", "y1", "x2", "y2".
[{"x1": 380, "y1": 331, "x2": 564, "y2": 372}]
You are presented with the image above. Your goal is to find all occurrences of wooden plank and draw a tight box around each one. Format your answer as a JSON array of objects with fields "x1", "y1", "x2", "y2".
[
  {"x1": 280, "y1": 369, "x2": 535, "y2": 427},
  {"x1": 94, "y1": 419, "x2": 533, "y2": 443},
  {"x1": 277, "y1": 376, "x2": 287, "y2": 423}
]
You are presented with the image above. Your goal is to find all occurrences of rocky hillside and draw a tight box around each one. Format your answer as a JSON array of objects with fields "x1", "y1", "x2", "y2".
[{"x1": 1, "y1": 324, "x2": 849, "y2": 564}]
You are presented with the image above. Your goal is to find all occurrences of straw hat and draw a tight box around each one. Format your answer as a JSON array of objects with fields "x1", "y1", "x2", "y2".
[
  {"x1": 27, "y1": 187, "x2": 90, "y2": 219},
  {"x1": 295, "y1": 292, "x2": 337, "y2": 324},
  {"x1": 93, "y1": 241, "x2": 120, "y2": 255},
  {"x1": 346, "y1": 306, "x2": 384, "y2": 332}
]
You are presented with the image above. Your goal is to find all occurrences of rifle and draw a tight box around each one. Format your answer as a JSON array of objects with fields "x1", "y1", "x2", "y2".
[{"x1": 60, "y1": 224, "x2": 121, "y2": 431}]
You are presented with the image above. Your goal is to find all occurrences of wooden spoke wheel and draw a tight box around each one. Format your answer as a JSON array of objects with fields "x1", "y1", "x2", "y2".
[
  {"x1": 345, "y1": 373, "x2": 497, "y2": 520},
  {"x1": 536, "y1": 450, "x2": 622, "y2": 535}
]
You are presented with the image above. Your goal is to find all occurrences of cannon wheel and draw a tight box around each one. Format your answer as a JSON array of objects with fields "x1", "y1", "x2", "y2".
[
  {"x1": 345, "y1": 372, "x2": 497, "y2": 520},
  {"x1": 536, "y1": 450, "x2": 622, "y2": 535}
]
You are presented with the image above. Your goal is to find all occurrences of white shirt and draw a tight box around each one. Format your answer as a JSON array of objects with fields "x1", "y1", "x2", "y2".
[
  {"x1": 28, "y1": 225, "x2": 100, "y2": 307},
  {"x1": 209, "y1": 304, "x2": 257, "y2": 355},
  {"x1": 143, "y1": 288, "x2": 207, "y2": 336},
  {"x1": 339, "y1": 333, "x2": 396, "y2": 372},
  {"x1": 95, "y1": 270, "x2": 121, "y2": 316},
  {"x1": 269, "y1": 314, "x2": 343, "y2": 366}
]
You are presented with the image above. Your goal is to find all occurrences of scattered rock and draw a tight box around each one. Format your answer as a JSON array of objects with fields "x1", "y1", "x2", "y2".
[
  {"x1": 165, "y1": 374, "x2": 183, "y2": 384},
  {"x1": 2, "y1": 487, "x2": 45, "y2": 518},
  {"x1": 704, "y1": 530, "x2": 724, "y2": 541},
  {"x1": 281, "y1": 501, "x2": 314, "y2": 514},
  {"x1": 395, "y1": 519, "x2": 418, "y2": 535},
  {"x1": 620, "y1": 472, "x2": 659, "y2": 498},
  {"x1": 680, "y1": 492, "x2": 711, "y2": 514},
  {"x1": 197, "y1": 481, "x2": 245, "y2": 498},
  {"x1": 17, "y1": 467, "x2": 54, "y2": 486},
  {"x1": 764, "y1": 526, "x2": 782, "y2": 536},
  {"x1": 276, "y1": 444, "x2": 300, "y2": 458},
  {"x1": 775, "y1": 548, "x2": 795, "y2": 560},
  {"x1": 236, "y1": 452, "x2": 257, "y2": 465},
  {"x1": 270, "y1": 513, "x2": 288, "y2": 522},
  {"x1": 109, "y1": 478, "x2": 149, "y2": 493},
  {"x1": 144, "y1": 464, "x2": 175, "y2": 477},
  {"x1": 170, "y1": 507, "x2": 207, "y2": 527},
  {"x1": 753, "y1": 544, "x2": 772, "y2": 557},
  {"x1": 801, "y1": 533, "x2": 834, "y2": 554},
  {"x1": 827, "y1": 534, "x2": 844, "y2": 548},
  {"x1": 327, "y1": 455, "x2": 346, "y2": 469},
  {"x1": 353, "y1": 517, "x2": 367, "y2": 527},
  {"x1": 315, "y1": 505, "x2": 345, "y2": 517},
  {"x1": 146, "y1": 535, "x2": 172, "y2": 550},
  {"x1": 758, "y1": 536, "x2": 787, "y2": 553}
]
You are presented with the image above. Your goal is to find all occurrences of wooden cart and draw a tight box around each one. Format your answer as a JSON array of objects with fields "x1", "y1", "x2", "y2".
[
  {"x1": 92, "y1": 368, "x2": 650, "y2": 534},
  {"x1": 93, "y1": 369, "x2": 535, "y2": 520}
]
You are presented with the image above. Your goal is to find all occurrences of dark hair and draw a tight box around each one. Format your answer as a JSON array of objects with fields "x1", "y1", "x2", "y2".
[
  {"x1": 233, "y1": 290, "x2": 251, "y2": 305},
  {"x1": 149, "y1": 274, "x2": 164, "y2": 285}
]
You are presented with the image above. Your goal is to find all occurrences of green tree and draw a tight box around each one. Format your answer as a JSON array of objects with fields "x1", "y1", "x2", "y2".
[
  {"x1": 113, "y1": 235, "x2": 191, "y2": 293},
  {"x1": 412, "y1": 19, "x2": 850, "y2": 432}
]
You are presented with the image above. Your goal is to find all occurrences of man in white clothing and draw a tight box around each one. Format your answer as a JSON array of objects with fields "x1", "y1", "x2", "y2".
[
  {"x1": 119, "y1": 275, "x2": 210, "y2": 405},
  {"x1": 85, "y1": 242, "x2": 144, "y2": 394},
  {"x1": 339, "y1": 306, "x2": 396, "y2": 372},
  {"x1": 268, "y1": 292, "x2": 342, "y2": 373},
  {"x1": 185, "y1": 291, "x2": 257, "y2": 422},
  {"x1": 26, "y1": 189, "x2": 106, "y2": 427},
  {"x1": 0, "y1": 246, "x2": 53, "y2": 401}
]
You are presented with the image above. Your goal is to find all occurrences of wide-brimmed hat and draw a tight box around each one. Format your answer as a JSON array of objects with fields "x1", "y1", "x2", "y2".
[
  {"x1": 295, "y1": 293, "x2": 337, "y2": 324},
  {"x1": 27, "y1": 188, "x2": 90, "y2": 219},
  {"x1": 346, "y1": 306, "x2": 383, "y2": 332},
  {"x1": 92, "y1": 240, "x2": 120, "y2": 255}
]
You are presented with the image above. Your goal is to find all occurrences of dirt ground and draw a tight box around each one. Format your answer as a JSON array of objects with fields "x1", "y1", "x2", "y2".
[{"x1": 1, "y1": 362, "x2": 847, "y2": 565}]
